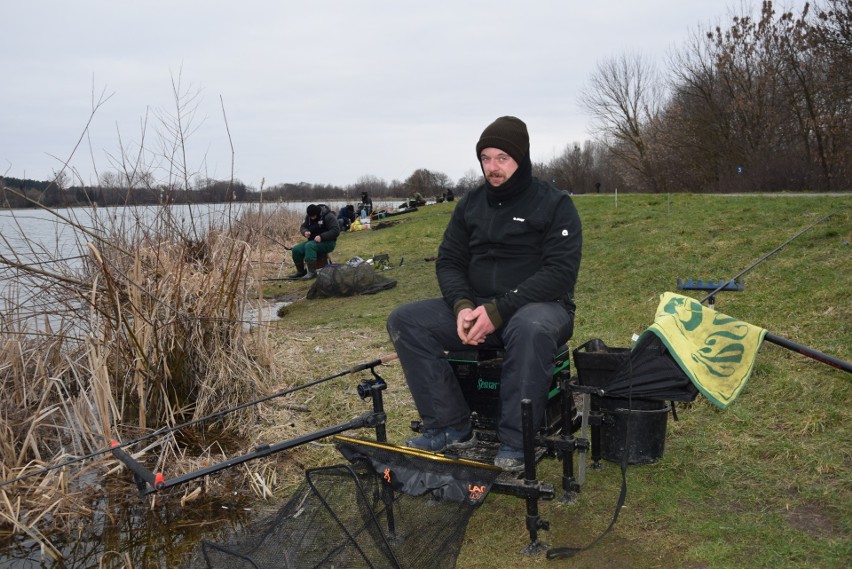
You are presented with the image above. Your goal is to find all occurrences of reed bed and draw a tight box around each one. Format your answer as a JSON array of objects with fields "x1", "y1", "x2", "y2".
[{"x1": 0, "y1": 201, "x2": 305, "y2": 553}]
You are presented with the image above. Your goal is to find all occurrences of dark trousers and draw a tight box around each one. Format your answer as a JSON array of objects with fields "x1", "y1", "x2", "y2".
[{"x1": 387, "y1": 297, "x2": 573, "y2": 449}]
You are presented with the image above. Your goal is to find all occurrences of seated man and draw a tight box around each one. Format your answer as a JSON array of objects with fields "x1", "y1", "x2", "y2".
[
  {"x1": 386, "y1": 116, "x2": 582, "y2": 471},
  {"x1": 288, "y1": 204, "x2": 340, "y2": 280},
  {"x1": 337, "y1": 204, "x2": 355, "y2": 231}
]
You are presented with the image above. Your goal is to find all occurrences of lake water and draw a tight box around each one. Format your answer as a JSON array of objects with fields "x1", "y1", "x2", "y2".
[
  {"x1": 0, "y1": 199, "x2": 404, "y2": 329},
  {"x1": 0, "y1": 199, "x2": 404, "y2": 266},
  {"x1": 0, "y1": 203, "x2": 267, "y2": 333}
]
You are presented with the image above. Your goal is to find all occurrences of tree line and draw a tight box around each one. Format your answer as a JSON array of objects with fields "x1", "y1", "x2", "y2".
[
  {"x1": 571, "y1": 0, "x2": 849, "y2": 194},
  {"x1": 0, "y1": 170, "x2": 457, "y2": 209},
  {"x1": 2, "y1": 1, "x2": 846, "y2": 209}
]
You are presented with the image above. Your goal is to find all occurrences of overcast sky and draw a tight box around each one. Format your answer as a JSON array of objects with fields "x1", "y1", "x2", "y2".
[{"x1": 1, "y1": 1, "x2": 789, "y2": 189}]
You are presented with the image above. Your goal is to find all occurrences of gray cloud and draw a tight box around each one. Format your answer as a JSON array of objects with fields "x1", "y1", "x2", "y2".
[{"x1": 2, "y1": 0, "x2": 756, "y2": 187}]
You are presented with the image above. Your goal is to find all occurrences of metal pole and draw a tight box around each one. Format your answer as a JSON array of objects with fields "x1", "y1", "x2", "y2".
[{"x1": 765, "y1": 333, "x2": 851, "y2": 373}]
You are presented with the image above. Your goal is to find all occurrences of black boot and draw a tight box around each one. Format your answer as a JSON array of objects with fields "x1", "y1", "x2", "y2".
[
  {"x1": 301, "y1": 260, "x2": 318, "y2": 280},
  {"x1": 286, "y1": 261, "x2": 306, "y2": 279}
]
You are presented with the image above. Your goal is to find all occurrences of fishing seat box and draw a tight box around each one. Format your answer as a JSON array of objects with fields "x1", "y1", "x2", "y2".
[{"x1": 445, "y1": 345, "x2": 570, "y2": 435}]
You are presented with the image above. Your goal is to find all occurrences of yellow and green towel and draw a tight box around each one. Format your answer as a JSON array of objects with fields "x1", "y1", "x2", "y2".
[{"x1": 641, "y1": 292, "x2": 767, "y2": 409}]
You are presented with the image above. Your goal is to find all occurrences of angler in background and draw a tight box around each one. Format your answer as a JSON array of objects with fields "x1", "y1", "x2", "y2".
[
  {"x1": 358, "y1": 192, "x2": 373, "y2": 216},
  {"x1": 287, "y1": 203, "x2": 340, "y2": 280},
  {"x1": 337, "y1": 204, "x2": 357, "y2": 231}
]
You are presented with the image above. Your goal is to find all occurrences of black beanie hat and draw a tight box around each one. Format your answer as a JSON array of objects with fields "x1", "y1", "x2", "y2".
[
  {"x1": 475, "y1": 116, "x2": 529, "y2": 164},
  {"x1": 306, "y1": 204, "x2": 321, "y2": 217}
]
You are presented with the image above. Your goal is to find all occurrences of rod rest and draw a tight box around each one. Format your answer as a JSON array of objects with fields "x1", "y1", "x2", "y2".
[{"x1": 677, "y1": 278, "x2": 744, "y2": 291}]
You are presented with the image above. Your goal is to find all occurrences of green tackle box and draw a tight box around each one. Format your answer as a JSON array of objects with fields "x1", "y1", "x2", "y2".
[{"x1": 445, "y1": 345, "x2": 571, "y2": 435}]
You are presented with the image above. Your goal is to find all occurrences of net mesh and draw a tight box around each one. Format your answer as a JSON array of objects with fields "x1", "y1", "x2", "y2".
[
  {"x1": 189, "y1": 459, "x2": 483, "y2": 569},
  {"x1": 306, "y1": 263, "x2": 397, "y2": 299}
]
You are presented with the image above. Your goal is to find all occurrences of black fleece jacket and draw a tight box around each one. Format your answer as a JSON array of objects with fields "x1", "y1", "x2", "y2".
[
  {"x1": 436, "y1": 177, "x2": 582, "y2": 329},
  {"x1": 299, "y1": 205, "x2": 341, "y2": 242}
]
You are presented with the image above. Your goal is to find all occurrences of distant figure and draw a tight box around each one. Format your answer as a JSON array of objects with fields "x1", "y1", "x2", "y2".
[
  {"x1": 288, "y1": 204, "x2": 340, "y2": 280},
  {"x1": 445, "y1": 188, "x2": 454, "y2": 202},
  {"x1": 337, "y1": 204, "x2": 356, "y2": 231},
  {"x1": 403, "y1": 192, "x2": 427, "y2": 208},
  {"x1": 359, "y1": 192, "x2": 373, "y2": 216}
]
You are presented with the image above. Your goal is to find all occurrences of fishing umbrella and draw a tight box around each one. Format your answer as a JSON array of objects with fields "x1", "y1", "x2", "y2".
[{"x1": 589, "y1": 332, "x2": 699, "y2": 402}]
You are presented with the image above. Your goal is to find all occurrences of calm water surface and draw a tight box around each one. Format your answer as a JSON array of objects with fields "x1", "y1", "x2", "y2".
[{"x1": 0, "y1": 200, "x2": 402, "y2": 328}]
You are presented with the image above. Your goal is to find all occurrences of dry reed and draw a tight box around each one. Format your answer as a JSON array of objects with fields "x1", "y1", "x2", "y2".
[{"x1": 0, "y1": 201, "x2": 305, "y2": 554}]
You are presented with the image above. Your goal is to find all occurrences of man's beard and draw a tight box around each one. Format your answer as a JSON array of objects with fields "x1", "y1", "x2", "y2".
[{"x1": 487, "y1": 173, "x2": 506, "y2": 186}]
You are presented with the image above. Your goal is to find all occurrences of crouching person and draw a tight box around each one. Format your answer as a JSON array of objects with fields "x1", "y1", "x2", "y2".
[
  {"x1": 288, "y1": 204, "x2": 340, "y2": 280},
  {"x1": 386, "y1": 116, "x2": 582, "y2": 471}
]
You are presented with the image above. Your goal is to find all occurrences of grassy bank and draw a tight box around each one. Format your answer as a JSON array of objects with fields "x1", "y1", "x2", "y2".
[{"x1": 266, "y1": 194, "x2": 850, "y2": 569}]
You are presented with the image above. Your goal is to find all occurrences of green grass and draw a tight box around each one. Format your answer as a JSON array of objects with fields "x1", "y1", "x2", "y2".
[{"x1": 267, "y1": 194, "x2": 851, "y2": 569}]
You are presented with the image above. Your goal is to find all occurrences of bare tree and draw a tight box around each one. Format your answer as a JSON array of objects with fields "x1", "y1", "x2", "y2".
[
  {"x1": 549, "y1": 142, "x2": 596, "y2": 193},
  {"x1": 404, "y1": 168, "x2": 450, "y2": 197},
  {"x1": 432, "y1": 171, "x2": 452, "y2": 192},
  {"x1": 769, "y1": 0, "x2": 850, "y2": 190},
  {"x1": 455, "y1": 168, "x2": 482, "y2": 195},
  {"x1": 347, "y1": 174, "x2": 389, "y2": 199},
  {"x1": 665, "y1": 25, "x2": 736, "y2": 192},
  {"x1": 580, "y1": 53, "x2": 667, "y2": 192},
  {"x1": 664, "y1": 0, "x2": 849, "y2": 192}
]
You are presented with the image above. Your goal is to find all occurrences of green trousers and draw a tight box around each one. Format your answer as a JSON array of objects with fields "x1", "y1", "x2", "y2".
[{"x1": 292, "y1": 240, "x2": 336, "y2": 264}]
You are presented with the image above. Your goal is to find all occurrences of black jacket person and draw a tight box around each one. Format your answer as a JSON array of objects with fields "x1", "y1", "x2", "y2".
[
  {"x1": 288, "y1": 204, "x2": 340, "y2": 280},
  {"x1": 386, "y1": 116, "x2": 582, "y2": 471}
]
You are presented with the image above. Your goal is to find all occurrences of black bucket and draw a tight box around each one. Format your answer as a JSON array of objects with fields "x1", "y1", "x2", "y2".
[
  {"x1": 596, "y1": 397, "x2": 670, "y2": 465},
  {"x1": 574, "y1": 339, "x2": 672, "y2": 464}
]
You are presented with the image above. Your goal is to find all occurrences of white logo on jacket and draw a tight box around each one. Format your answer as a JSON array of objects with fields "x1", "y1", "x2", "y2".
[{"x1": 513, "y1": 217, "x2": 525, "y2": 222}]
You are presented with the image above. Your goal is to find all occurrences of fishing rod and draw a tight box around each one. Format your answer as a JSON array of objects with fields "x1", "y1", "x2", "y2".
[
  {"x1": 0, "y1": 353, "x2": 398, "y2": 489},
  {"x1": 697, "y1": 210, "x2": 850, "y2": 374},
  {"x1": 112, "y1": 411, "x2": 386, "y2": 495},
  {"x1": 262, "y1": 252, "x2": 412, "y2": 283},
  {"x1": 698, "y1": 211, "x2": 837, "y2": 304},
  {"x1": 112, "y1": 356, "x2": 398, "y2": 495}
]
